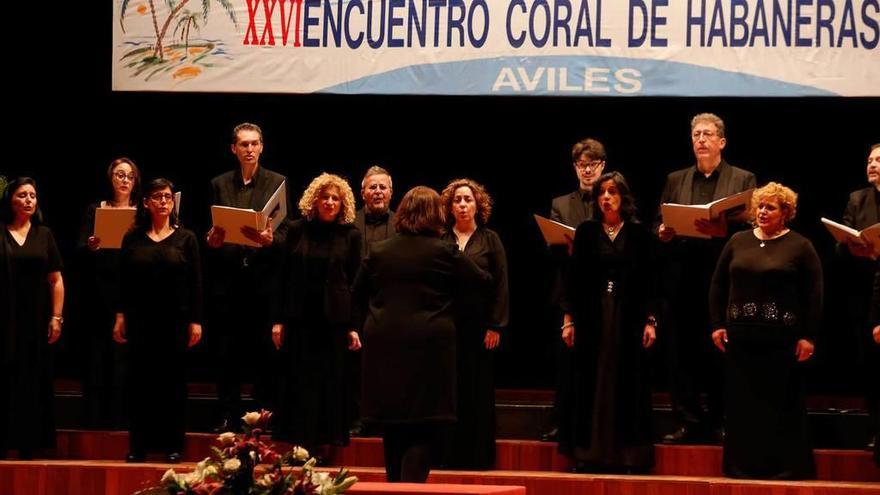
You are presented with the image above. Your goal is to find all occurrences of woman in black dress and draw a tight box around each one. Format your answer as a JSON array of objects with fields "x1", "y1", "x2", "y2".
[
  {"x1": 709, "y1": 181, "x2": 821, "y2": 479},
  {"x1": 78, "y1": 157, "x2": 140, "y2": 429},
  {"x1": 115, "y1": 178, "x2": 203, "y2": 463},
  {"x1": 272, "y1": 173, "x2": 362, "y2": 458},
  {"x1": 0, "y1": 177, "x2": 65, "y2": 459},
  {"x1": 355, "y1": 186, "x2": 492, "y2": 482},
  {"x1": 558, "y1": 171, "x2": 657, "y2": 473},
  {"x1": 438, "y1": 178, "x2": 508, "y2": 470}
]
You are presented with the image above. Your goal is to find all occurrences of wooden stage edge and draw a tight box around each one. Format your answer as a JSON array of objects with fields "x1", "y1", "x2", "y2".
[
  {"x1": 50, "y1": 431, "x2": 880, "y2": 482},
  {"x1": 1, "y1": 461, "x2": 878, "y2": 495}
]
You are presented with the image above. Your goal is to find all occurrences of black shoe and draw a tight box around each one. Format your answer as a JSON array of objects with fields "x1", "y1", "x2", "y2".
[
  {"x1": 125, "y1": 452, "x2": 146, "y2": 463},
  {"x1": 349, "y1": 421, "x2": 364, "y2": 437},
  {"x1": 166, "y1": 452, "x2": 182, "y2": 464},
  {"x1": 709, "y1": 427, "x2": 725, "y2": 444},
  {"x1": 662, "y1": 426, "x2": 698, "y2": 444},
  {"x1": 867, "y1": 435, "x2": 876, "y2": 452},
  {"x1": 540, "y1": 426, "x2": 559, "y2": 442}
]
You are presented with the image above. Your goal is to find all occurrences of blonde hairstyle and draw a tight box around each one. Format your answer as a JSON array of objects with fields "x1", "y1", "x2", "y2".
[
  {"x1": 440, "y1": 178, "x2": 493, "y2": 226},
  {"x1": 298, "y1": 173, "x2": 356, "y2": 224},
  {"x1": 749, "y1": 182, "x2": 798, "y2": 225}
]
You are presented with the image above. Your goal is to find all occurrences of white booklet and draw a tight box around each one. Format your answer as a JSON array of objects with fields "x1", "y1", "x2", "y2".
[
  {"x1": 821, "y1": 218, "x2": 880, "y2": 256},
  {"x1": 534, "y1": 214, "x2": 576, "y2": 245},
  {"x1": 211, "y1": 181, "x2": 287, "y2": 247},
  {"x1": 93, "y1": 207, "x2": 137, "y2": 249},
  {"x1": 661, "y1": 188, "x2": 755, "y2": 239}
]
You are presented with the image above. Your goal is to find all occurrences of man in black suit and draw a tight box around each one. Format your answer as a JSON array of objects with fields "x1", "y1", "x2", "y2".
[
  {"x1": 542, "y1": 138, "x2": 606, "y2": 442},
  {"x1": 205, "y1": 122, "x2": 291, "y2": 431},
  {"x1": 655, "y1": 113, "x2": 756, "y2": 444},
  {"x1": 354, "y1": 166, "x2": 396, "y2": 258},
  {"x1": 350, "y1": 165, "x2": 396, "y2": 436},
  {"x1": 841, "y1": 143, "x2": 880, "y2": 451}
]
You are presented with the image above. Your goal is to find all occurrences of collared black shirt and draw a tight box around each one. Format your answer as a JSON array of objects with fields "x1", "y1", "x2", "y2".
[
  {"x1": 577, "y1": 189, "x2": 593, "y2": 219},
  {"x1": 875, "y1": 188, "x2": 880, "y2": 220},
  {"x1": 692, "y1": 164, "x2": 721, "y2": 205},
  {"x1": 364, "y1": 212, "x2": 392, "y2": 242},
  {"x1": 231, "y1": 167, "x2": 261, "y2": 209}
]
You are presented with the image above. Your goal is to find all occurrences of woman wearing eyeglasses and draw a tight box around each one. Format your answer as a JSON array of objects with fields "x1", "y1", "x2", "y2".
[
  {"x1": 77, "y1": 157, "x2": 140, "y2": 429},
  {"x1": 114, "y1": 178, "x2": 202, "y2": 463},
  {"x1": 0, "y1": 177, "x2": 64, "y2": 460}
]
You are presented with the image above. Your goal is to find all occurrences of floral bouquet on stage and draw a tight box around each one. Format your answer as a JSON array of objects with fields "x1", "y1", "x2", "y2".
[{"x1": 136, "y1": 409, "x2": 357, "y2": 495}]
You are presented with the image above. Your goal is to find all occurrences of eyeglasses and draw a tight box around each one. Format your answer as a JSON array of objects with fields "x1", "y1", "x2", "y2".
[
  {"x1": 692, "y1": 130, "x2": 719, "y2": 140},
  {"x1": 113, "y1": 171, "x2": 136, "y2": 182},
  {"x1": 575, "y1": 159, "x2": 604, "y2": 171},
  {"x1": 148, "y1": 192, "x2": 174, "y2": 202}
]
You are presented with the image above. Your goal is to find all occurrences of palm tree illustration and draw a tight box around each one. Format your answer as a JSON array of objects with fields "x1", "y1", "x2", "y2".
[
  {"x1": 120, "y1": 0, "x2": 162, "y2": 47},
  {"x1": 174, "y1": 10, "x2": 201, "y2": 58},
  {"x1": 120, "y1": 0, "x2": 237, "y2": 61}
]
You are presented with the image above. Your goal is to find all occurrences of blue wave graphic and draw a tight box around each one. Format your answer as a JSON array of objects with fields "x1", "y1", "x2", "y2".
[{"x1": 319, "y1": 55, "x2": 836, "y2": 97}]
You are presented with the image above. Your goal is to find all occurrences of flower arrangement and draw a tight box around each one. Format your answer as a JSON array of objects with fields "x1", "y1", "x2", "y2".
[{"x1": 136, "y1": 410, "x2": 357, "y2": 495}]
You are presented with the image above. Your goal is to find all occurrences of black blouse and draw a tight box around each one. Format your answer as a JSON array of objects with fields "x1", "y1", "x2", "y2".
[{"x1": 710, "y1": 230, "x2": 822, "y2": 341}]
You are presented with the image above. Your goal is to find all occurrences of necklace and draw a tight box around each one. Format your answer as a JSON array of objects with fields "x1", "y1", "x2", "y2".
[
  {"x1": 756, "y1": 228, "x2": 788, "y2": 248},
  {"x1": 604, "y1": 220, "x2": 623, "y2": 236}
]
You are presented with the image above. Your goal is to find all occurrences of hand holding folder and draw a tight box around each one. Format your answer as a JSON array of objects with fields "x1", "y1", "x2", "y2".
[
  {"x1": 821, "y1": 217, "x2": 880, "y2": 258},
  {"x1": 661, "y1": 188, "x2": 755, "y2": 239},
  {"x1": 211, "y1": 181, "x2": 287, "y2": 247}
]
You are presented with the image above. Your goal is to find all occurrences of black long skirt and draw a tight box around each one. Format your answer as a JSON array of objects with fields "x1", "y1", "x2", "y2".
[{"x1": 723, "y1": 328, "x2": 815, "y2": 479}]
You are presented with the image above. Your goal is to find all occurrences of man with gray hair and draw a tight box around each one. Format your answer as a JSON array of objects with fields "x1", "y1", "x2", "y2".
[
  {"x1": 655, "y1": 113, "x2": 756, "y2": 444},
  {"x1": 354, "y1": 166, "x2": 396, "y2": 258},
  {"x1": 350, "y1": 165, "x2": 396, "y2": 436}
]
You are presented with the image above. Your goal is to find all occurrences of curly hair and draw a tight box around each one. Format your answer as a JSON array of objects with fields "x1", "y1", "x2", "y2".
[
  {"x1": 749, "y1": 182, "x2": 798, "y2": 225},
  {"x1": 298, "y1": 173, "x2": 356, "y2": 224},
  {"x1": 440, "y1": 178, "x2": 493, "y2": 226}
]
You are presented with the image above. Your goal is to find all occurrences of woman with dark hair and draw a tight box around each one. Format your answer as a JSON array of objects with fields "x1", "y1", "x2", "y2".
[
  {"x1": 272, "y1": 173, "x2": 362, "y2": 458},
  {"x1": 114, "y1": 178, "x2": 202, "y2": 463},
  {"x1": 709, "y1": 182, "x2": 821, "y2": 479},
  {"x1": 0, "y1": 177, "x2": 65, "y2": 459},
  {"x1": 77, "y1": 157, "x2": 141, "y2": 429},
  {"x1": 355, "y1": 186, "x2": 492, "y2": 482},
  {"x1": 438, "y1": 178, "x2": 508, "y2": 470},
  {"x1": 559, "y1": 171, "x2": 657, "y2": 473}
]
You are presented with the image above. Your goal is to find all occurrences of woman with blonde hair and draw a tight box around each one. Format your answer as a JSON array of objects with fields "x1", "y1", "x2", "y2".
[
  {"x1": 272, "y1": 173, "x2": 362, "y2": 459},
  {"x1": 709, "y1": 181, "x2": 822, "y2": 479}
]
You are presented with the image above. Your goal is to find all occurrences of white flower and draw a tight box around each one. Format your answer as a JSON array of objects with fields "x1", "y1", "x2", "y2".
[
  {"x1": 256, "y1": 474, "x2": 274, "y2": 487},
  {"x1": 217, "y1": 432, "x2": 236, "y2": 445},
  {"x1": 196, "y1": 457, "x2": 211, "y2": 470},
  {"x1": 292, "y1": 446, "x2": 310, "y2": 461},
  {"x1": 223, "y1": 458, "x2": 242, "y2": 472},
  {"x1": 160, "y1": 468, "x2": 179, "y2": 485},
  {"x1": 242, "y1": 411, "x2": 261, "y2": 425},
  {"x1": 204, "y1": 465, "x2": 218, "y2": 478}
]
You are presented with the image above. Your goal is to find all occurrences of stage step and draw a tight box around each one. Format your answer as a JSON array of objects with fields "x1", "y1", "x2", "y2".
[
  {"x1": 1, "y1": 461, "x2": 877, "y2": 495},
  {"x1": 53, "y1": 392, "x2": 872, "y2": 449},
  {"x1": 50, "y1": 430, "x2": 880, "y2": 482}
]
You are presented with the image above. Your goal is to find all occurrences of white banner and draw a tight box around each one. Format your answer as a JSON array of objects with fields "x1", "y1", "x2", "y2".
[{"x1": 112, "y1": 0, "x2": 880, "y2": 96}]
